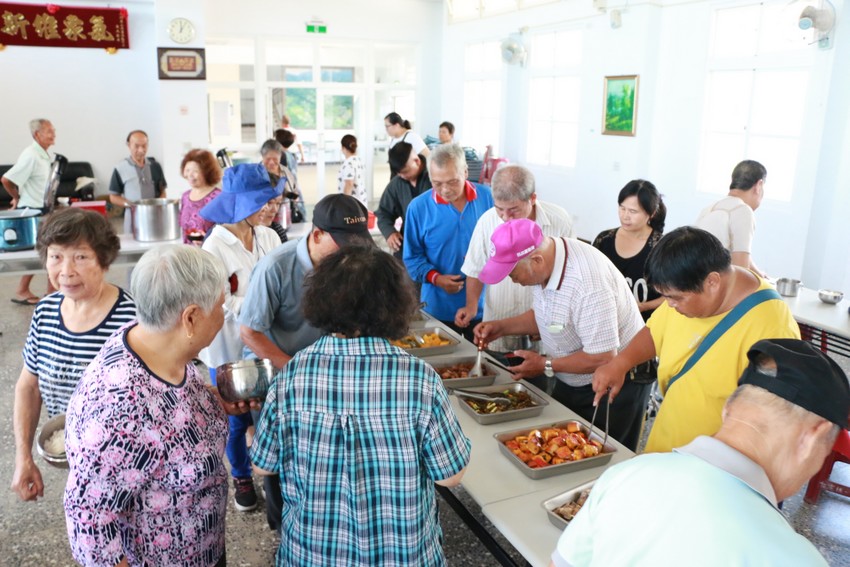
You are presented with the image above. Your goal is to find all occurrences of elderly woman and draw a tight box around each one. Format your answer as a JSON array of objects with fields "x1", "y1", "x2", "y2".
[
  {"x1": 64, "y1": 244, "x2": 252, "y2": 567},
  {"x1": 11, "y1": 208, "x2": 136, "y2": 502},
  {"x1": 179, "y1": 148, "x2": 222, "y2": 244},
  {"x1": 251, "y1": 246, "x2": 470, "y2": 566},
  {"x1": 198, "y1": 162, "x2": 283, "y2": 512}
]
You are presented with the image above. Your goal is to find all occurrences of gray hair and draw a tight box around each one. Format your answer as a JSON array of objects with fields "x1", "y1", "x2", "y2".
[
  {"x1": 29, "y1": 119, "x2": 49, "y2": 136},
  {"x1": 131, "y1": 244, "x2": 226, "y2": 332},
  {"x1": 492, "y1": 165, "x2": 535, "y2": 202},
  {"x1": 260, "y1": 139, "x2": 284, "y2": 157},
  {"x1": 429, "y1": 143, "x2": 467, "y2": 174}
]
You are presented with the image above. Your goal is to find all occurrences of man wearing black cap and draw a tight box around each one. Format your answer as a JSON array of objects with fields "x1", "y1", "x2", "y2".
[
  {"x1": 375, "y1": 142, "x2": 432, "y2": 258},
  {"x1": 550, "y1": 339, "x2": 849, "y2": 567},
  {"x1": 238, "y1": 193, "x2": 374, "y2": 531}
]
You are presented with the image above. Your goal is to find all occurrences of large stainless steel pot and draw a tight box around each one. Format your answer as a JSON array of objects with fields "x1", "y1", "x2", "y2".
[
  {"x1": 0, "y1": 209, "x2": 41, "y2": 251},
  {"x1": 131, "y1": 198, "x2": 180, "y2": 242}
]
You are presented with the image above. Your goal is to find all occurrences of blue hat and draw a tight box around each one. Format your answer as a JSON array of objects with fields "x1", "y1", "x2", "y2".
[{"x1": 200, "y1": 163, "x2": 284, "y2": 224}]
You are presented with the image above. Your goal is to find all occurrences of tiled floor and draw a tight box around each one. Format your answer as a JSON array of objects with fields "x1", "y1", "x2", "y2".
[{"x1": 0, "y1": 267, "x2": 848, "y2": 566}]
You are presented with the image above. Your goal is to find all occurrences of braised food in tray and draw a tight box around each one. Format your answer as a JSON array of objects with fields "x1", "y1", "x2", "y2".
[
  {"x1": 462, "y1": 389, "x2": 537, "y2": 414},
  {"x1": 553, "y1": 487, "x2": 592, "y2": 522},
  {"x1": 434, "y1": 362, "x2": 489, "y2": 380},
  {"x1": 390, "y1": 332, "x2": 450, "y2": 349},
  {"x1": 503, "y1": 424, "x2": 602, "y2": 469}
]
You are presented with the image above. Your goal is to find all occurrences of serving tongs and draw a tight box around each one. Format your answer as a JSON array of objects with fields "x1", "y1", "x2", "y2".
[
  {"x1": 454, "y1": 388, "x2": 511, "y2": 406},
  {"x1": 587, "y1": 390, "x2": 611, "y2": 449}
]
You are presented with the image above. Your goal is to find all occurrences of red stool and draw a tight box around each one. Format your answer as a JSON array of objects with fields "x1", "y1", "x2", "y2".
[{"x1": 804, "y1": 428, "x2": 850, "y2": 504}]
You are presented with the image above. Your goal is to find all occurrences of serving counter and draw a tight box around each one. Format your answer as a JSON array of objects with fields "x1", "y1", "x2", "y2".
[
  {"x1": 780, "y1": 287, "x2": 850, "y2": 358},
  {"x1": 422, "y1": 317, "x2": 634, "y2": 567}
]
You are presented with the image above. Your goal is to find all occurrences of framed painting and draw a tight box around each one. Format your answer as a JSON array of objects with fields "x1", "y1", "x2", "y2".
[{"x1": 602, "y1": 75, "x2": 639, "y2": 136}]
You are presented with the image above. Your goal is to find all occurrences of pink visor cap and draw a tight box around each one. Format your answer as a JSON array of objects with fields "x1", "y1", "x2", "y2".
[{"x1": 478, "y1": 218, "x2": 544, "y2": 284}]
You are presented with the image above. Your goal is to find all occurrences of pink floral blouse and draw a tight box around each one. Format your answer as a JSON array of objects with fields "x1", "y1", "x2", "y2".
[
  {"x1": 180, "y1": 188, "x2": 221, "y2": 244},
  {"x1": 64, "y1": 323, "x2": 228, "y2": 567}
]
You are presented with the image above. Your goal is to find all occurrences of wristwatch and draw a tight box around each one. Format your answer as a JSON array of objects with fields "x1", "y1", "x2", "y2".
[{"x1": 543, "y1": 357, "x2": 554, "y2": 378}]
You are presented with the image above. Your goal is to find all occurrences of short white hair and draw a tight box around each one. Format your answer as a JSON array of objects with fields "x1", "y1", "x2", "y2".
[
  {"x1": 29, "y1": 119, "x2": 49, "y2": 136},
  {"x1": 131, "y1": 244, "x2": 226, "y2": 332}
]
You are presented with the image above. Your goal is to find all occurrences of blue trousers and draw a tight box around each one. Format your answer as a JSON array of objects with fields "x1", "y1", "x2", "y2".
[{"x1": 209, "y1": 367, "x2": 254, "y2": 479}]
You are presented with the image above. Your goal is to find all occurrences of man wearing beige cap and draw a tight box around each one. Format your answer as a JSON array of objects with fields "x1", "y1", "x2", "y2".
[
  {"x1": 550, "y1": 339, "x2": 850, "y2": 566},
  {"x1": 473, "y1": 218, "x2": 650, "y2": 451}
]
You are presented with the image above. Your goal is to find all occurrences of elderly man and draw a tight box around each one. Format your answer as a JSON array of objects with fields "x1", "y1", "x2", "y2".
[
  {"x1": 473, "y1": 219, "x2": 649, "y2": 451},
  {"x1": 456, "y1": 164, "x2": 574, "y2": 357},
  {"x1": 239, "y1": 193, "x2": 374, "y2": 532},
  {"x1": 552, "y1": 339, "x2": 850, "y2": 567},
  {"x1": 404, "y1": 143, "x2": 493, "y2": 339},
  {"x1": 593, "y1": 227, "x2": 799, "y2": 453},
  {"x1": 2, "y1": 118, "x2": 56, "y2": 305},
  {"x1": 695, "y1": 159, "x2": 766, "y2": 276},
  {"x1": 108, "y1": 130, "x2": 168, "y2": 234},
  {"x1": 375, "y1": 141, "x2": 432, "y2": 258}
]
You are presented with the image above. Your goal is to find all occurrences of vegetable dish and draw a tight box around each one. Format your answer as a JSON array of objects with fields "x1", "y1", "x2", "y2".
[{"x1": 462, "y1": 389, "x2": 537, "y2": 414}]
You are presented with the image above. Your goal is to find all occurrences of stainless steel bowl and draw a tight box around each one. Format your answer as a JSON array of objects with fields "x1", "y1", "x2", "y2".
[
  {"x1": 36, "y1": 414, "x2": 68, "y2": 469},
  {"x1": 215, "y1": 359, "x2": 273, "y2": 402},
  {"x1": 776, "y1": 278, "x2": 803, "y2": 297},
  {"x1": 818, "y1": 289, "x2": 844, "y2": 304}
]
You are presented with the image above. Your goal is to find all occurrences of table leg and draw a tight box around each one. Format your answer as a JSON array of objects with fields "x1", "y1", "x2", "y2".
[{"x1": 436, "y1": 485, "x2": 531, "y2": 567}]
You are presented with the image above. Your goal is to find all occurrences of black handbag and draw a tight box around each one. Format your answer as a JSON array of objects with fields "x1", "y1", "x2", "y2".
[{"x1": 629, "y1": 359, "x2": 658, "y2": 384}]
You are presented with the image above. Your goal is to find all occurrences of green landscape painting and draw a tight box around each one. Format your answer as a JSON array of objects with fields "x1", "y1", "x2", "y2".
[{"x1": 603, "y1": 75, "x2": 638, "y2": 136}]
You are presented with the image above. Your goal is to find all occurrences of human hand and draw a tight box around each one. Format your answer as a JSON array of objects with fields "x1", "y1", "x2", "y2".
[
  {"x1": 386, "y1": 232, "x2": 403, "y2": 252},
  {"x1": 505, "y1": 350, "x2": 546, "y2": 381},
  {"x1": 473, "y1": 321, "x2": 502, "y2": 348},
  {"x1": 10, "y1": 197, "x2": 19, "y2": 210},
  {"x1": 435, "y1": 274, "x2": 464, "y2": 294},
  {"x1": 454, "y1": 305, "x2": 477, "y2": 328},
  {"x1": 11, "y1": 458, "x2": 44, "y2": 501},
  {"x1": 592, "y1": 361, "x2": 627, "y2": 406}
]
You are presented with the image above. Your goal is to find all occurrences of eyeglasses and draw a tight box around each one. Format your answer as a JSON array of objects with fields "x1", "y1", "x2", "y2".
[{"x1": 431, "y1": 178, "x2": 464, "y2": 191}]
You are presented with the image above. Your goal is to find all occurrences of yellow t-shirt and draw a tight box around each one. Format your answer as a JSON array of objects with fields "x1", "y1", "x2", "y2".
[{"x1": 645, "y1": 279, "x2": 799, "y2": 453}]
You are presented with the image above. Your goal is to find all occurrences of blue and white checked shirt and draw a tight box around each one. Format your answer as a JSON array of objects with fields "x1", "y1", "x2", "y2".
[{"x1": 251, "y1": 335, "x2": 471, "y2": 566}]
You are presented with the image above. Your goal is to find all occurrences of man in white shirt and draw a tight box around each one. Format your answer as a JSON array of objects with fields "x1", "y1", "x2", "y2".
[
  {"x1": 694, "y1": 160, "x2": 766, "y2": 276},
  {"x1": 456, "y1": 165, "x2": 575, "y2": 355},
  {"x1": 2, "y1": 118, "x2": 56, "y2": 305}
]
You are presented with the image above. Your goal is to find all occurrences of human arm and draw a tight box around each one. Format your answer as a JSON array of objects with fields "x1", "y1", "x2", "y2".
[
  {"x1": 108, "y1": 170, "x2": 134, "y2": 208},
  {"x1": 508, "y1": 348, "x2": 617, "y2": 382},
  {"x1": 343, "y1": 179, "x2": 355, "y2": 197},
  {"x1": 205, "y1": 385, "x2": 259, "y2": 415},
  {"x1": 423, "y1": 368, "x2": 471, "y2": 486},
  {"x1": 376, "y1": 181, "x2": 402, "y2": 243},
  {"x1": 591, "y1": 326, "x2": 656, "y2": 405},
  {"x1": 11, "y1": 368, "x2": 44, "y2": 501},
  {"x1": 1, "y1": 176, "x2": 20, "y2": 209},
  {"x1": 240, "y1": 325, "x2": 292, "y2": 370},
  {"x1": 638, "y1": 297, "x2": 665, "y2": 313},
  {"x1": 455, "y1": 276, "x2": 484, "y2": 327},
  {"x1": 249, "y1": 379, "x2": 282, "y2": 477},
  {"x1": 473, "y1": 309, "x2": 539, "y2": 347}
]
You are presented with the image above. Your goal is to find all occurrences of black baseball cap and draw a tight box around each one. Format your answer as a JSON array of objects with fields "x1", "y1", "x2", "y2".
[
  {"x1": 739, "y1": 339, "x2": 850, "y2": 427},
  {"x1": 312, "y1": 194, "x2": 375, "y2": 248}
]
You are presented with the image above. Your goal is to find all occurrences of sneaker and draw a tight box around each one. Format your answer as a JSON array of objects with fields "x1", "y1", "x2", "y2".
[{"x1": 233, "y1": 477, "x2": 258, "y2": 512}]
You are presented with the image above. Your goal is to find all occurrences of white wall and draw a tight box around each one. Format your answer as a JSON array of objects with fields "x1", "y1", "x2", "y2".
[
  {"x1": 0, "y1": 0, "x2": 162, "y2": 196},
  {"x1": 441, "y1": 0, "x2": 850, "y2": 289}
]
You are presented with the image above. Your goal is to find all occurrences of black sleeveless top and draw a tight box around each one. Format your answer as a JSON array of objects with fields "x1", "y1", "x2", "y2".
[{"x1": 592, "y1": 228, "x2": 663, "y2": 321}]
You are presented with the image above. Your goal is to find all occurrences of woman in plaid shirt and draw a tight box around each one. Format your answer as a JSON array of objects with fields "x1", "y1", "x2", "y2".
[{"x1": 251, "y1": 246, "x2": 470, "y2": 566}]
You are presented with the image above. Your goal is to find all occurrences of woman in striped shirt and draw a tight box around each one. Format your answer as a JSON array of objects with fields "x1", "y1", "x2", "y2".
[{"x1": 11, "y1": 208, "x2": 136, "y2": 502}]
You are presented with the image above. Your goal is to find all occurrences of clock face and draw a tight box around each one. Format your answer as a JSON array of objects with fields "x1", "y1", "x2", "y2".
[{"x1": 168, "y1": 17, "x2": 195, "y2": 44}]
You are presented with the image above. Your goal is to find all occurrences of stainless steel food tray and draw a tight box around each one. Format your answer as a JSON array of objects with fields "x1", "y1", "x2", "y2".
[
  {"x1": 494, "y1": 420, "x2": 616, "y2": 480},
  {"x1": 455, "y1": 382, "x2": 549, "y2": 425},
  {"x1": 426, "y1": 353, "x2": 498, "y2": 389},
  {"x1": 409, "y1": 309, "x2": 436, "y2": 328},
  {"x1": 393, "y1": 327, "x2": 461, "y2": 357},
  {"x1": 542, "y1": 480, "x2": 595, "y2": 530}
]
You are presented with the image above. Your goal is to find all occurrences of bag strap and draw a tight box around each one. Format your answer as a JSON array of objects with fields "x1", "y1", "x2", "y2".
[{"x1": 667, "y1": 287, "x2": 782, "y2": 390}]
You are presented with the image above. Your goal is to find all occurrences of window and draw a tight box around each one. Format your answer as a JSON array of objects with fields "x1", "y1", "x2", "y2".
[
  {"x1": 463, "y1": 42, "x2": 502, "y2": 155},
  {"x1": 206, "y1": 39, "x2": 258, "y2": 147},
  {"x1": 526, "y1": 29, "x2": 583, "y2": 168},
  {"x1": 697, "y1": 2, "x2": 816, "y2": 201}
]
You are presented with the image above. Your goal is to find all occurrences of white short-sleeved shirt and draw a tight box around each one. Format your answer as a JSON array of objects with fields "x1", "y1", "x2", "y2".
[
  {"x1": 3, "y1": 141, "x2": 51, "y2": 209},
  {"x1": 694, "y1": 196, "x2": 755, "y2": 253},
  {"x1": 389, "y1": 130, "x2": 427, "y2": 156},
  {"x1": 533, "y1": 238, "x2": 643, "y2": 387},
  {"x1": 462, "y1": 201, "x2": 575, "y2": 351},
  {"x1": 337, "y1": 155, "x2": 366, "y2": 206}
]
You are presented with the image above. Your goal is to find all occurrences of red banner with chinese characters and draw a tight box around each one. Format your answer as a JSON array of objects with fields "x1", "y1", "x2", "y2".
[{"x1": 0, "y1": 3, "x2": 129, "y2": 49}]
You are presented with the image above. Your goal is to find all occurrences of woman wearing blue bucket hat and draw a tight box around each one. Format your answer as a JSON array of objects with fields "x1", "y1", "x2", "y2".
[{"x1": 197, "y1": 162, "x2": 284, "y2": 512}]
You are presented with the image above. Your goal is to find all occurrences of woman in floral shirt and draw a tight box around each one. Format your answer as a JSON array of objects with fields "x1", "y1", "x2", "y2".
[
  {"x1": 64, "y1": 244, "x2": 254, "y2": 567},
  {"x1": 179, "y1": 149, "x2": 222, "y2": 245}
]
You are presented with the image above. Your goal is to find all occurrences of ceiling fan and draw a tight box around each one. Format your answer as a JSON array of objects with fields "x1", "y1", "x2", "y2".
[{"x1": 501, "y1": 34, "x2": 527, "y2": 66}]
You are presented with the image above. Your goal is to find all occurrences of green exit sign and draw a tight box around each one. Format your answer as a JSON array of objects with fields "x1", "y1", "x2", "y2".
[{"x1": 306, "y1": 24, "x2": 327, "y2": 34}]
